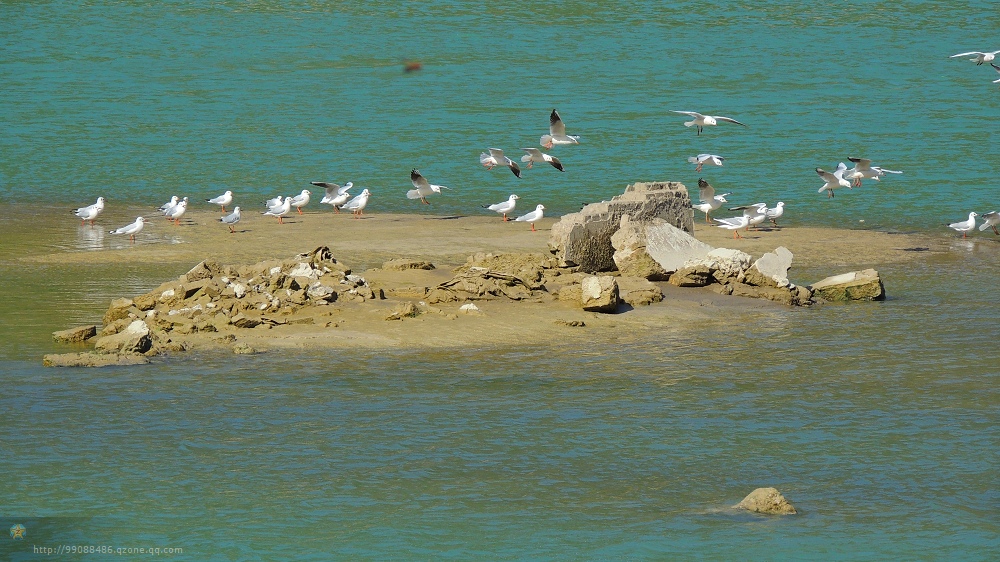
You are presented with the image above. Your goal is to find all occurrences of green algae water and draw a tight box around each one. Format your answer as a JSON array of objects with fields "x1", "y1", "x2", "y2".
[{"x1": 2, "y1": 2, "x2": 999, "y2": 559}]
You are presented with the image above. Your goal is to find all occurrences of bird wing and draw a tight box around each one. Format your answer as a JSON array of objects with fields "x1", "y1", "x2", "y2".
[
  {"x1": 714, "y1": 116, "x2": 747, "y2": 127},
  {"x1": 697, "y1": 178, "x2": 715, "y2": 202},
  {"x1": 488, "y1": 148, "x2": 506, "y2": 161},
  {"x1": 549, "y1": 110, "x2": 566, "y2": 136},
  {"x1": 671, "y1": 110, "x2": 702, "y2": 118},
  {"x1": 816, "y1": 168, "x2": 836, "y2": 182},
  {"x1": 950, "y1": 51, "x2": 985, "y2": 57},
  {"x1": 848, "y1": 157, "x2": 873, "y2": 170},
  {"x1": 410, "y1": 169, "x2": 429, "y2": 189}
]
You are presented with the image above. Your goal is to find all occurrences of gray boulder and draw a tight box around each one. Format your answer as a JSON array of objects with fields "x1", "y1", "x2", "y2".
[
  {"x1": 810, "y1": 269, "x2": 885, "y2": 301},
  {"x1": 549, "y1": 181, "x2": 694, "y2": 272},
  {"x1": 735, "y1": 487, "x2": 798, "y2": 515},
  {"x1": 743, "y1": 247, "x2": 794, "y2": 288},
  {"x1": 580, "y1": 276, "x2": 620, "y2": 312},
  {"x1": 684, "y1": 248, "x2": 753, "y2": 283},
  {"x1": 612, "y1": 216, "x2": 714, "y2": 280}
]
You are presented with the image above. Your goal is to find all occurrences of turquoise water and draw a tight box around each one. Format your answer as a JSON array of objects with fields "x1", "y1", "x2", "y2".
[{"x1": 2, "y1": 2, "x2": 999, "y2": 559}]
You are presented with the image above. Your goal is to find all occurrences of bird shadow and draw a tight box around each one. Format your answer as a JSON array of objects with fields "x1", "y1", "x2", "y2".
[{"x1": 426, "y1": 215, "x2": 467, "y2": 220}]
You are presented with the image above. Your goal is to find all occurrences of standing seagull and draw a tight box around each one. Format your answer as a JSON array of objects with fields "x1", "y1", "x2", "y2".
[
  {"x1": 688, "y1": 153, "x2": 725, "y2": 172},
  {"x1": 714, "y1": 215, "x2": 750, "y2": 239},
  {"x1": 950, "y1": 50, "x2": 1000, "y2": 65},
  {"x1": 979, "y1": 210, "x2": 1000, "y2": 234},
  {"x1": 408, "y1": 169, "x2": 449, "y2": 204},
  {"x1": 315, "y1": 181, "x2": 353, "y2": 212},
  {"x1": 157, "y1": 195, "x2": 179, "y2": 213},
  {"x1": 520, "y1": 148, "x2": 565, "y2": 171},
  {"x1": 479, "y1": 148, "x2": 522, "y2": 178},
  {"x1": 540, "y1": 109, "x2": 580, "y2": 149},
  {"x1": 948, "y1": 212, "x2": 978, "y2": 238},
  {"x1": 165, "y1": 198, "x2": 188, "y2": 226},
  {"x1": 342, "y1": 189, "x2": 371, "y2": 218},
  {"x1": 72, "y1": 197, "x2": 105, "y2": 226},
  {"x1": 514, "y1": 204, "x2": 545, "y2": 232},
  {"x1": 671, "y1": 111, "x2": 747, "y2": 135},
  {"x1": 220, "y1": 207, "x2": 241, "y2": 233},
  {"x1": 206, "y1": 190, "x2": 233, "y2": 212},
  {"x1": 728, "y1": 203, "x2": 768, "y2": 231},
  {"x1": 845, "y1": 157, "x2": 902, "y2": 187},
  {"x1": 691, "y1": 178, "x2": 731, "y2": 223},
  {"x1": 483, "y1": 194, "x2": 519, "y2": 221},
  {"x1": 816, "y1": 163, "x2": 852, "y2": 198},
  {"x1": 162, "y1": 196, "x2": 188, "y2": 219},
  {"x1": 288, "y1": 189, "x2": 311, "y2": 214},
  {"x1": 765, "y1": 202, "x2": 785, "y2": 227},
  {"x1": 264, "y1": 195, "x2": 284, "y2": 209},
  {"x1": 109, "y1": 216, "x2": 145, "y2": 243},
  {"x1": 263, "y1": 197, "x2": 291, "y2": 224}
]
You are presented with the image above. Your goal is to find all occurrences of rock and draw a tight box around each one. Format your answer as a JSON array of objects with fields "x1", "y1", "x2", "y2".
[
  {"x1": 102, "y1": 297, "x2": 135, "y2": 325},
  {"x1": 286, "y1": 262, "x2": 318, "y2": 280},
  {"x1": 182, "y1": 260, "x2": 221, "y2": 283},
  {"x1": 616, "y1": 277, "x2": 663, "y2": 306},
  {"x1": 580, "y1": 276, "x2": 620, "y2": 312},
  {"x1": 232, "y1": 343, "x2": 259, "y2": 354},
  {"x1": 100, "y1": 318, "x2": 132, "y2": 336},
  {"x1": 132, "y1": 292, "x2": 157, "y2": 311},
  {"x1": 554, "y1": 319, "x2": 585, "y2": 327},
  {"x1": 384, "y1": 302, "x2": 420, "y2": 320},
  {"x1": 43, "y1": 352, "x2": 150, "y2": 368},
  {"x1": 230, "y1": 314, "x2": 262, "y2": 329},
  {"x1": 735, "y1": 487, "x2": 798, "y2": 515},
  {"x1": 93, "y1": 320, "x2": 152, "y2": 355},
  {"x1": 305, "y1": 282, "x2": 337, "y2": 303},
  {"x1": 810, "y1": 269, "x2": 885, "y2": 301},
  {"x1": 383, "y1": 258, "x2": 436, "y2": 271},
  {"x1": 684, "y1": 248, "x2": 754, "y2": 283},
  {"x1": 669, "y1": 264, "x2": 713, "y2": 287},
  {"x1": 613, "y1": 216, "x2": 715, "y2": 278},
  {"x1": 611, "y1": 216, "x2": 672, "y2": 280},
  {"x1": 52, "y1": 325, "x2": 98, "y2": 343},
  {"x1": 744, "y1": 247, "x2": 794, "y2": 288},
  {"x1": 549, "y1": 181, "x2": 694, "y2": 272},
  {"x1": 730, "y1": 282, "x2": 798, "y2": 306}
]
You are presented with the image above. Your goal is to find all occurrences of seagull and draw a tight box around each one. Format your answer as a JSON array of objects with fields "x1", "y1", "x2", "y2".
[
  {"x1": 483, "y1": 194, "x2": 520, "y2": 221},
  {"x1": 72, "y1": 197, "x2": 105, "y2": 226},
  {"x1": 846, "y1": 157, "x2": 903, "y2": 187},
  {"x1": 991, "y1": 63, "x2": 1000, "y2": 83},
  {"x1": 980, "y1": 210, "x2": 1000, "y2": 234},
  {"x1": 479, "y1": 148, "x2": 522, "y2": 178},
  {"x1": 816, "y1": 163, "x2": 852, "y2": 198},
  {"x1": 948, "y1": 212, "x2": 978, "y2": 238},
  {"x1": 288, "y1": 189, "x2": 311, "y2": 214},
  {"x1": 950, "y1": 50, "x2": 1000, "y2": 65},
  {"x1": 262, "y1": 197, "x2": 291, "y2": 224},
  {"x1": 342, "y1": 188, "x2": 371, "y2": 218},
  {"x1": 157, "y1": 195, "x2": 179, "y2": 213},
  {"x1": 264, "y1": 195, "x2": 284, "y2": 209},
  {"x1": 540, "y1": 109, "x2": 580, "y2": 149},
  {"x1": 729, "y1": 203, "x2": 768, "y2": 231},
  {"x1": 514, "y1": 204, "x2": 545, "y2": 232},
  {"x1": 714, "y1": 215, "x2": 750, "y2": 239},
  {"x1": 220, "y1": 206, "x2": 241, "y2": 233},
  {"x1": 765, "y1": 202, "x2": 785, "y2": 227},
  {"x1": 165, "y1": 198, "x2": 188, "y2": 226},
  {"x1": 109, "y1": 216, "x2": 145, "y2": 243},
  {"x1": 520, "y1": 148, "x2": 565, "y2": 171},
  {"x1": 688, "y1": 154, "x2": 725, "y2": 172},
  {"x1": 315, "y1": 181, "x2": 353, "y2": 212},
  {"x1": 161, "y1": 196, "x2": 188, "y2": 220},
  {"x1": 671, "y1": 111, "x2": 746, "y2": 135},
  {"x1": 691, "y1": 178, "x2": 731, "y2": 223},
  {"x1": 408, "y1": 169, "x2": 449, "y2": 204},
  {"x1": 206, "y1": 190, "x2": 233, "y2": 212}
]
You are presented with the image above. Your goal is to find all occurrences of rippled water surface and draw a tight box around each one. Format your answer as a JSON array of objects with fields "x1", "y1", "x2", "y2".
[{"x1": 2, "y1": 2, "x2": 999, "y2": 559}]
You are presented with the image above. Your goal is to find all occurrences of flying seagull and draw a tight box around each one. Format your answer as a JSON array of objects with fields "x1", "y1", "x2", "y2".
[
  {"x1": 846, "y1": 157, "x2": 903, "y2": 187},
  {"x1": 671, "y1": 111, "x2": 747, "y2": 135},
  {"x1": 520, "y1": 148, "x2": 565, "y2": 171},
  {"x1": 540, "y1": 109, "x2": 580, "y2": 149},
  {"x1": 950, "y1": 50, "x2": 1000, "y2": 65},
  {"x1": 479, "y1": 148, "x2": 522, "y2": 178},
  {"x1": 408, "y1": 169, "x2": 449, "y2": 204},
  {"x1": 688, "y1": 153, "x2": 725, "y2": 172},
  {"x1": 816, "y1": 163, "x2": 851, "y2": 198}
]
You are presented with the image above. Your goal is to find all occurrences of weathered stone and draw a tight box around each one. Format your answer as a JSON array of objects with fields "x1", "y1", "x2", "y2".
[
  {"x1": 132, "y1": 292, "x2": 157, "y2": 311},
  {"x1": 286, "y1": 262, "x2": 318, "y2": 280},
  {"x1": 684, "y1": 248, "x2": 754, "y2": 283},
  {"x1": 385, "y1": 302, "x2": 420, "y2": 320},
  {"x1": 100, "y1": 318, "x2": 132, "y2": 336},
  {"x1": 580, "y1": 276, "x2": 620, "y2": 312},
  {"x1": 611, "y1": 216, "x2": 671, "y2": 280},
  {"x1": 614, "y1": 216, "x2": 715, "y2": 279},
  {"x1": 669, "y1": 264, "x2": 713, "y2": 287},
  {"x1": 232, "y1": 343, "x2": 259, "y2": 354},
  {"x1": 182, "y1": 260, "x2": 221, "y2": 283},
  {"x1": 744, "y1": 247, "x2": 794, "y2": 288},
  {"x1": 549, "y1": 182, "x2": 694, "y2": 272},
  {"x1": 730, "y1": 282, "x2": 798, "y2": 305},
  {"x1": 616, "y1": 277, "x2": 664, "y2": 306},
  {"x1": 305, "y1": 282, "x2": 337, "y2": 302},
  {"x1": 554, "y1": 319, "x2": 585, "y2": 327},
  {"x1": 103, "y1": 297, "x2": 134, "y2": 325},
  {"x1": 735, "y1": 487, "x2": 798, "y2": 515},
  {"x1": 43, "y1": 352, "x2": 150, "y2": 368},
  {"x1": 52, "y1": 325, "x2": 98, "y2": 343},
  {"x1": 230, "y1": 314, "x2": 261, "y2": 329},
  {"x1": 383, "y1": 258, "x2": 436, "y2": 271},
  {"x1": 810, "y1": 269, "x2": 885, "y2": 301},
  {"x1": 93, "y1": 320, "x2": 152, "y2": 355},
  {"x1": 182, "y1": 278, "x2": 212, "y2": 300}
]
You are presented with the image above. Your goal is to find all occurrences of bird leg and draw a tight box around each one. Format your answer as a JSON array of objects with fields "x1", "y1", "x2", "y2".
[
  {"x1": 695, "y1": 164, "x2": 703, "y2": 172},
  {"x1": 527, "y1": 161, "x2": 534, "y2": 169},
  {"x1": 422, "y1": 198, "x2": 430, "y2": 205},
  {"x1": 229, "y1": 226, "x2": 235, "y2": 234},
  {"x1": 503, "y1": 214, "x2": 509, "y2": 222},
  {"x1": 278, "y1": 217, "x2": 284, "y2": 224},
  {"x1": 993, "y1": 225, "x2": 999, "y2": 235},
  {"x1": 222, "y1": 206, "x2": 227, "y2": 212},
  {"x1": 705, "y1": 213, "x2": 711, "y2": 223},
  {"x1": 771, "y1": 219, "x2": 779, "y2": 227},
  {"x1": 530, "y1": 223, "x2": 536, "y2": 232},
  {"x1": 296, "y1": 207, "x2": 303, "y2": 215}
]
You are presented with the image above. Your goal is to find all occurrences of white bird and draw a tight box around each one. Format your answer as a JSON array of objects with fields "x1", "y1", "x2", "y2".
[
  {"x1": 206, "y1": 190, "x2": 233, "y2": 212},
  {"x1": 315, "y1": 181, "x2": 353, "y2": 212},
  {"x1": 540, "y1": 109, "x2": 580, "y2": 149},
  {"x1": 765, "y1": 202, "x2": 785, "y2": 227},
  {"x1": 688, "y1": 153, "x2": 725, "y2": 172},
  {"x1": 671, "y1": 111, "x2": 747, "y2": 135},
  {"x1": 264, "y1": 195, "x2": 284, "y2": 209},
  {"x1": 816, "y1": 163, "x2": 852, "y2": 198},
  {"x1": 948, "y1": 212, "x2": 978, "y2": 238},
  {"x1": 483, "y1": 194, "x2": 520, "y2": 221},
  {"x1": 520, "y1": 148, "x2": 565, "y2": 172},
  {"x1": 288, "y1": 189, "x2": 311, "y2": 215},
  {"x1": 714, "y1": 215, "x2": 750, "y2": 239},
  {"x1": 263, "y1": 197, "x2": 291, "y2": 223},
  {"x1": 165, "y1": 198, "x2": 188, "y2": 226},
  {"x1": 845, "y1": 157, "x2": 903, "y2": 187},
  {"x1": 991, "y1": 63, "x2": 1000, "y2": 83},
  {"x1": 71, "y1": 197, "x2": 105, "y2": 226},
  {"x1": 161, "y1": 196, "x2": 188, "y2": 218},
  {"x1": 157, "y1": 195, "x2": 179, "y2": 213},
  {"x1": 979, "y1": 210, "x2": 1000, "y2": 234},
  {"x1": 408, "y1": 169, "x2": 449, "y2": 204},
  {"x1": 691, "y1": 178, "x2": 731, "y2": 223},
  {"x1": 342, "y1": 189, "x2": 371, "y2": 218},
  {"x1": 950, "y1": 50, "x2": 1000, "y2": 65},
  {"x1": 220, "y1": 206, "x2": 241, "y2": 233},
  {"x1": 514, "y1": 204, "x2": 545, "y2": 232},
  {"x1": 109, "y1": 216, "x2": 145, "y2": 242},
  {"x1": 729, "y1": 203, "x2": 768, "y2": 231},
  {"x1": 479, "y1": 148, "x2": 522, "y2": 178}
]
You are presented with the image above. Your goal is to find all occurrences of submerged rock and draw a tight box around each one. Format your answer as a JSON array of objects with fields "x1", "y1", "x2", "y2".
[
  {"x1": 810, "y1": 268, "x2": 885, "y2": 301},
  {"x1": 735, "y1": 487, "x2": 798, "y2": 515},
  {"x1": 43, "y1": 352, "x2": 150, "y2": 368}
]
